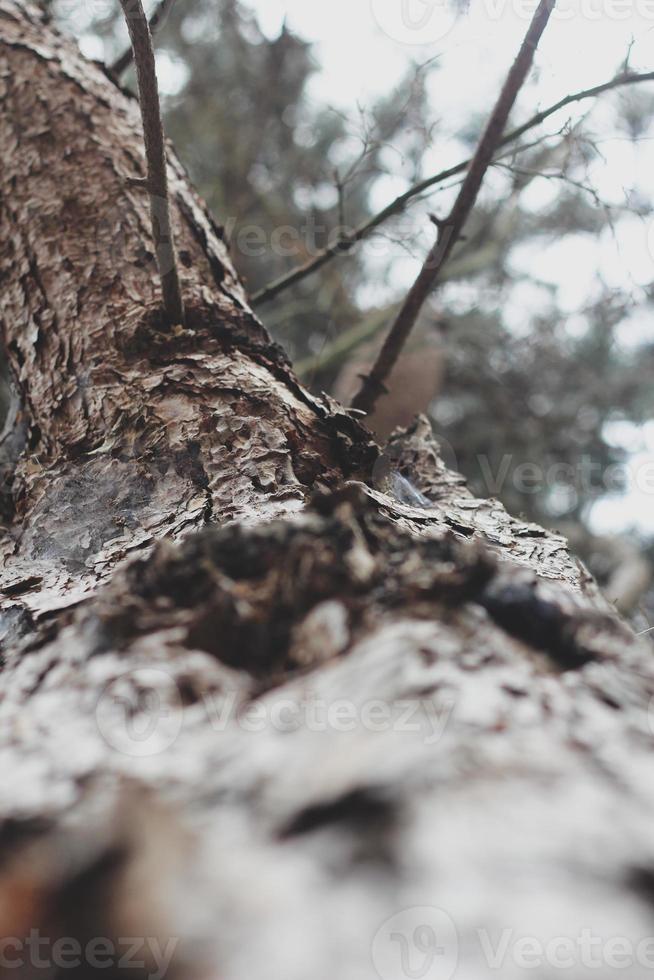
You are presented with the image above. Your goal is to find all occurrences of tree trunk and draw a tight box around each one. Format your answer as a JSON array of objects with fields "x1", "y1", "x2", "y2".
[{"x1": 1, "y1": 4, "x2": 653, "y2": 980}]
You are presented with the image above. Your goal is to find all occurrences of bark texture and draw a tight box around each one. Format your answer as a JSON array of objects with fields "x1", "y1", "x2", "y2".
[
  {"x1": 1, "y1": 5, "x2": 653, "y2": 980},
  {"x1": 0, "y1": 0, "x2": 373, "y2": 625}
]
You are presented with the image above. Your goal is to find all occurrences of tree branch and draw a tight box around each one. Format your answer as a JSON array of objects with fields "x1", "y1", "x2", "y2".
[
  {"x1": 251, "y1": 68, "x2": 654, "y2": 309},
  {"x1": 296, "y1": 135, "x2": 571, "y2": 383},
  {"x1": 350, "y1": 0, "x2": 557, "y2": 415},
  {"x1": 119, "y1": 0, "x2": 185, "y2": 326},
  {"x1": 110, "y1": 0, "x2": 174, "y2": 79}
]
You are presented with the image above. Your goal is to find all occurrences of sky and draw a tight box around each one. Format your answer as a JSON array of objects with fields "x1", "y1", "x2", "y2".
[
  {"x1": 248, "y1": 0, "x2": 654, "y2": 535},
  {"x1": 249, "y1": 1, "x2": 654, "y2": 114},
  {"x1": 241, "y1": 0, "x2": 654, "y2": 303},
  {"x1": 75, "y1": 0, "x2": 654, "y2": 534}
]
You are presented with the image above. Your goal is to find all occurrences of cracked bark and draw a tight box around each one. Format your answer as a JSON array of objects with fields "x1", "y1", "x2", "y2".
[{"x1": 1, "y1": 4, "x2": 653, "y2": 980}]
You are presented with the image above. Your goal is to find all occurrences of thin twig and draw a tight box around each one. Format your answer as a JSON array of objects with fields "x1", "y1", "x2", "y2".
[
  {"x1": 251, "y1": 68, "x2": 654, "y2": 309},
  {"x1": 351, "y1": 0, "x2": 557, "y2": 414},
  {"x1": 119, "y1": 0, "x2": 185, "y2": 326},
  {"x1": 492, "y1": 161, "x2": 606, "y2": 207},
  {"x1": 111, "y1": 0, "x2": 175, "y2": 79},
  {"x1": 296, "y1": 130, "x2": 571, "y2": 381}
]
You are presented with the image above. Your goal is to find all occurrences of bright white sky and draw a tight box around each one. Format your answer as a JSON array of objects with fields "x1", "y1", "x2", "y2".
[
  {"x1": 77, "y1": 0, "x2": 654, "y2": 534},
  {"x1": 262, "y1": 5, "x2": 651, "y2": 290},
  {"x1": 247, "y1": 0, "x2": 654, "y2": 536}
]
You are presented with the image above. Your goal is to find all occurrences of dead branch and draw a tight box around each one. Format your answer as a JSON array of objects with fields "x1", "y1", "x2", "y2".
[
  {"x1": 111, "y1": 0, "x2": 175, "y2": 79},
  {"x1": 251, "y1": 69, "x2": 654, "y2": 309},
  {"x1": 119, "y1": 0, "x2": 185, "y2": 326},
  {"x1": 350, "y1": 0, "x2": 557, "y2": 415}
]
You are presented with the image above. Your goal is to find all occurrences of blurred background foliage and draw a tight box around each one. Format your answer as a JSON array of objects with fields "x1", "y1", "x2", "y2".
[{"x1": 39, "y1": 0, "x2": 654, "y2": 623}]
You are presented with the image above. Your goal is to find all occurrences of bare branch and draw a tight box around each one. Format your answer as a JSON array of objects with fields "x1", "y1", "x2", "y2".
[
  {"x1": 251, "y1": 68, "x2": 654, "y2": 309},
  {"x1": 111, "y1": 0, "x2": 175, "y2": 79},
  {"x1": 350, "y1": 0, "x2": 557, "y2": 415},
  {"x1": 118, "y1": 0, "x2": 185, "y2": 326},
  {"x1": 295, "y1": 132, "x2": 578, "y2": 383}
]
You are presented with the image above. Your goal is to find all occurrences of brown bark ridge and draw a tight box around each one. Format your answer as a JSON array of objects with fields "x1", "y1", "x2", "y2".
[
  {"x1": 0, "y1": 4, "x2": 653, "y2": 980},
  {"x1": 0, "y1": 0, "x2": 374, "y2": 624}
]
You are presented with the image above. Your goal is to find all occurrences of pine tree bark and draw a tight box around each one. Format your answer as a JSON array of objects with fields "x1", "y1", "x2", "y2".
[{"x1": 1, "y1": 4, "x2": 654, "y2": 980}]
